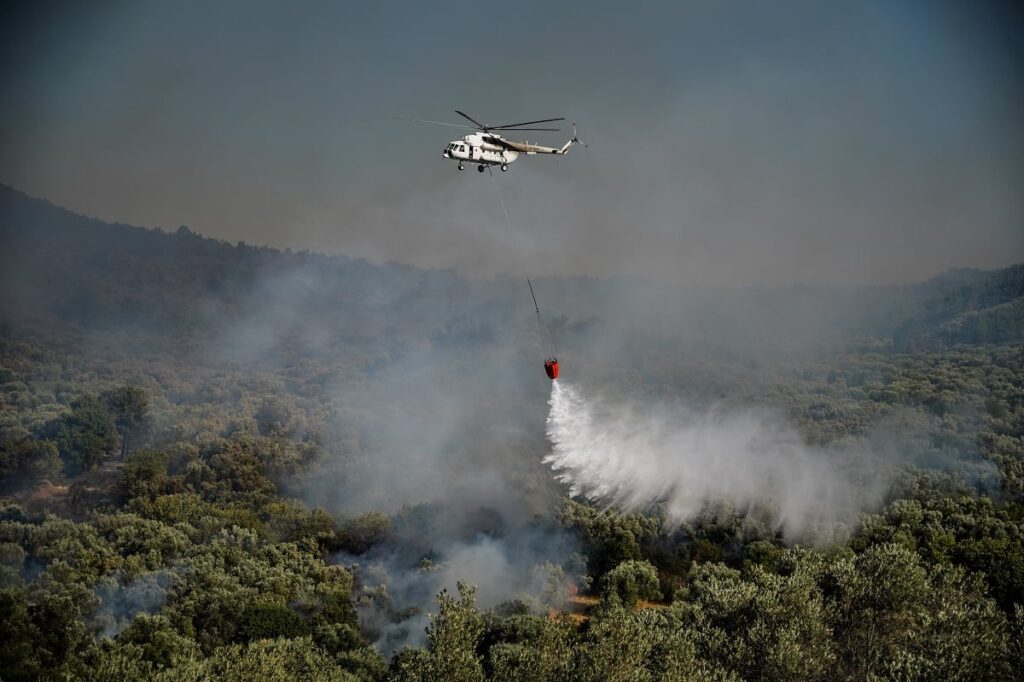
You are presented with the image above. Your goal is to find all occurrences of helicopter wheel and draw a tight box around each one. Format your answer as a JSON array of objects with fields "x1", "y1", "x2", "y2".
[
  {"x1": 500, "y1": 164, "x2": 509, "y2": 172},
  {"x1": 477, "y1": 165, "x2": 485, "y2": 173},
  {"x1": 458, "y1": 163, "x2": 464, "y2": 171}
]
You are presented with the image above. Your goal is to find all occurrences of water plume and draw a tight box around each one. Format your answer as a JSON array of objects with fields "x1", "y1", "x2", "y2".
[{"x1": 544, "y1": 381, "x2": 885, "y2": 539}]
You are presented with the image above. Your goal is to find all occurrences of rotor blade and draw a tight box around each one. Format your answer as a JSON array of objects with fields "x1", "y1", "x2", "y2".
[
  {"x1": 490, "y1": 127, "x2": 561, "y2": 132},
  {"x1": 455, "y1": 110, "x2": 488, "y2": 129},
  {"x1": 393, "y1": 116, "x2": 475, "y2": 129},
  {"x1": 491, "y1": 117, "x2": 565, "y2": 129}
]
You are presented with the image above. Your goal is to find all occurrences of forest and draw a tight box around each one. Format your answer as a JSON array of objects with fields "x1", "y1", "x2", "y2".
[{"x1": 1, "y1": 184, "x2": 1023, "y2": 680}]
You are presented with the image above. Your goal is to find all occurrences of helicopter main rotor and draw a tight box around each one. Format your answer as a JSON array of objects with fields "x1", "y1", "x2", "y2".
[{"x1": 454, "y1": 110, "x2": 563, "y2": 133}]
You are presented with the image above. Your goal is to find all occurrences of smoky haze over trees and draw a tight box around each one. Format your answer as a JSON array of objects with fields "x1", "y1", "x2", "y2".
[
  {"x1": 1, "y1": 187, "x2": 1023, "y2": 679},
  {"x1": 1, "y1": 1, "x2": 1022, "y2": 677}
]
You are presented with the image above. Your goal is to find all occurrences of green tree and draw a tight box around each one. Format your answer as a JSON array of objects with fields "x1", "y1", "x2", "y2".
[
  {"x1": 600, "y1": 559, "x2": 662, "y2": 609},
  {"x1": 118, "y1": 451, "x2": 172, "y2": 501},
  {"x1": 824, "y1": 542, "x2": 1011, "y2": 680},
  {"x1": 1011, "y1": 605, "x2": 1024, "y2": 682},
  {"x1": 0, "y1": 429, "x2": 61, "y2": 491},
  {"x1": 828, "y1": 544, "x2": 929, "y2": 679},
  {"x1": 120, "y1": 613, "x2": 201, "y2": 669},
  {"x1": 196, "y1": 636, "x2": 355, "y2": 681},
  {"x1": 103, "y1": 385, "x2": 151, "y2": 459},
  {"x1": 0, "y1": 587, "x2": 42, "y2": 681},
  {"x1": 55, "y1": 396, "x2": 118, "y2": 471},
  {"x1": 677, "y1": 558, "x2": 835, "y2": 681},
  {"x1": 425, "y1": 582, "x2": 484, "y2": 682},
  {"x1": 559, "y1": 501, "x2": 660, "y2": 576},
  {"x1": 236, "y1": 602, "x2": 311, "y2": 642},
  {"x1": 577, "y1": 608, "x2": 727, "y2": 682},
  {"x1": 487, "y1": 617, "x2": 575, "y2": 682},
  {"x1": 954, "y1": 535, "x2": 1024, "y2": 613},
  {"x1": 388, "y1": 647, "x2": 433, "y2": 682},
  {"x1": 737, "y1": 562, "x2": 835, "y2": 680},
  {"x1": 338, "y1": 511, "x2": 392, "y2": 555},
  {"x1": 80, "y1": 641, "x2": 153, "y2": 682},
  {"x1": 255, "y1": 396, "x2": 295, "y2": 439}
]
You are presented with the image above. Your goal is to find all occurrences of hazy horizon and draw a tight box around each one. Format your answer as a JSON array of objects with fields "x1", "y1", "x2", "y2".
[
  {"x1": 2, "y1": 1, "x2": 1022, "y2": 287},
  {"x1": 7, "y1": 181, "x2": 1020, "y2": 296}
]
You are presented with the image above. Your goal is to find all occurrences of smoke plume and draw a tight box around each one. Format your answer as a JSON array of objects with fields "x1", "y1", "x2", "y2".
[
  {"x1": 545, "y1": 381, "x2": 887, "y2": 539},
  {"x1": 89, "y1": 570, "x2": 171, "y2": 638}
]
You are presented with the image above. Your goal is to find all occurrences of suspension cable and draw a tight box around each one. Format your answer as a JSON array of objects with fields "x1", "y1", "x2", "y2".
[{"x1": 488, "y1": 167, "x2": 558, "y2": 357}]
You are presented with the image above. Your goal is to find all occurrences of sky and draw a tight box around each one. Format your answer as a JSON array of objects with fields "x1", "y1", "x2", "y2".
[{"x1": 1, "y1": 0, "x2": 1022, "y2": 287}]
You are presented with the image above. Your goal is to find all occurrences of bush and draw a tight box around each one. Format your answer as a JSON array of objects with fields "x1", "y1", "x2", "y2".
[
  {"x1": 236, "y1": 602, "x2": 311, "y2": 642},
  {"x1": 55, "y1": 396, "x2": 117, "y2": 471},
  {"x1": 600, "y1": 560, "x2": 662, "y2": 609}
]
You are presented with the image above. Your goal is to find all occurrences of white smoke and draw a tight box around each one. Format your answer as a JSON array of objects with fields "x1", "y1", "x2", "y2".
[
  {"x1": 544, "y1": 381, "x2": 885, "y2": 539},
  {"x1": 89, "y1": 570, "x2": 171, "y2": 637}
]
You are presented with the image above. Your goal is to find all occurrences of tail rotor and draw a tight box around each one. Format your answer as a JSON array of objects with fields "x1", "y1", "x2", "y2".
[{"x1": 571, "y1": 123, "x2": 587, "y2": 149}]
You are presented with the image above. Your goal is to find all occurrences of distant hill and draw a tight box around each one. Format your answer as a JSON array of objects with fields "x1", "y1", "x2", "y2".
[
  {"x1": 0, "y1": 184, "x2": 516, "y2": 364},
  {"x1": 893, "y1": 265, "x2": 1024, "y2": 350},
  {"x1": 1, "y1": 184, "x2": 1021, "y2": 362}
]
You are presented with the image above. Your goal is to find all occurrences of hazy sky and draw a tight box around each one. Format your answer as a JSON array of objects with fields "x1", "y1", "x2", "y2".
[{"x1": 2, "y1": 1, "x2": 1022, "y2": 286}]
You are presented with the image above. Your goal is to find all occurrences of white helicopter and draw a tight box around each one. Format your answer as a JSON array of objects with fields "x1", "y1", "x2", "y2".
[{"x1": 406, "y1": 111, "x2": 583, "y2": 173}]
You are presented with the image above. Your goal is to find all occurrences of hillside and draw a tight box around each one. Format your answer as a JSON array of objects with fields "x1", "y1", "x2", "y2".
[
  {"x1": 1, "y1": 186, "x2": 1023, "y2": 680},
  {"x1": 893, "y1": 264, "x2": 1024, "y2": 349},
  {"x1": 3, "y1": 184, "x2": 1021, "y2": 365}
]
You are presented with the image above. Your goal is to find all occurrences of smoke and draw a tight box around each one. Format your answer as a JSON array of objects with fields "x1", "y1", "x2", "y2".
[
  {"x1": 545, "y1": 381, "x2": 888, "y2": 540},
  {"x1": 4, "y1": 3, "x2": 1021, "y2": 288},
  {"x1": 89, "y1": 570, "x2": 171, "y2": 638},
  {"x1": 338, "y1": 526, "x2": 582, "y2": 653}
]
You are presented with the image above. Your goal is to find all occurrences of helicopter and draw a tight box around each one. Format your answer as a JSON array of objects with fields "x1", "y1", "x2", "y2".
[{"x1": 405, "y1": 111, "x2": 583, "y2": 173}]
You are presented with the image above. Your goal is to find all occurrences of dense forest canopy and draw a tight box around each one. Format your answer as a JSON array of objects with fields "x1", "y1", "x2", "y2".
[{"x1": 1, "y1": 184, "x2": 1023, "y2": 680}]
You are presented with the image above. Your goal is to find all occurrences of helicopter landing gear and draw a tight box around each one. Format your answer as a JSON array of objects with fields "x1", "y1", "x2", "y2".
[
  {"x1": 458, "y1": 163, "x2": 464, "y2": 171},
  {"x1": 477, "y1": 165, "x2": 486, "y2": 173},
  {"x1": 500, "y1": 164, "x2": 509, "y2": 172}
]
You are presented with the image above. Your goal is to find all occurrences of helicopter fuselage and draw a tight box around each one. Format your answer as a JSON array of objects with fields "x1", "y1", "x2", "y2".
[
  {"x1": 442, "y1": 133, "x2": 520, "y2": 169},
  {"x1": 438, "y1": 122, "x2": 578, "y2": 172},
  {"x1": 412, "y1": 111, "x2": 579, "y2": 172}
]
